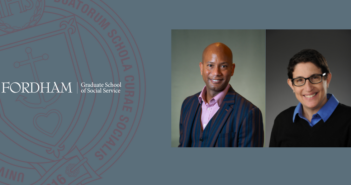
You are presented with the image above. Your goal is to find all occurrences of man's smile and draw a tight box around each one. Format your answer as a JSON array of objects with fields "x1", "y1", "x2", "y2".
[{"x1": 210, "y1": 79, "x2": 223, "y2": 84}]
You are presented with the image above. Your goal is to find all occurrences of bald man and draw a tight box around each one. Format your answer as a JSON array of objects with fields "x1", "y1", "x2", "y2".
[{"x1": 178, "y1": 42, "x2": 264, "y2": 147}]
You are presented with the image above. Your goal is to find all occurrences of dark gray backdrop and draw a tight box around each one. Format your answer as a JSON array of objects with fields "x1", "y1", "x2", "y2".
[{"x1": 266, "y1": 30, "x2": 351, "y2": 145}]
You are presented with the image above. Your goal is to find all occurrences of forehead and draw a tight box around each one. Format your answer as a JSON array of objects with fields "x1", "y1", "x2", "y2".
[
  {"x1": 293, "y1": 62, "x2": 322, "y2": 78},
  {"x1": 203, "y1": 51, "x2": 231, "y2": 64}
]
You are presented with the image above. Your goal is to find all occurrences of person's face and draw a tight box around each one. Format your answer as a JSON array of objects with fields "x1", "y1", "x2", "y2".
[
  {"x1": 199, "y1": 50, "x2": 235, "y2": 96},
  {"x1": 287, "y1": 62, "x2": 332, "y2": 114}
]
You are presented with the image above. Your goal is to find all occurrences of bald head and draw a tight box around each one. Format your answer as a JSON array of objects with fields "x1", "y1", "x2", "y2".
[
  {"x1": 199, "y1": 42, "x2": 235, "y2": 101},
  {"x1": 202, "y1": 42, "x2": 233, "y2": 63}
]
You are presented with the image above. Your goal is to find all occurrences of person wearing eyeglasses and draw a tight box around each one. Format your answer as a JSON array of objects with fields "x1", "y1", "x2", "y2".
[{"x1": 270, "y1": 49, "x2": 351, "y2": 147}]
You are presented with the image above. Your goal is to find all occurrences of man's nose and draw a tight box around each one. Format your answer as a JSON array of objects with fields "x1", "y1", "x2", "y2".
[{"x1": 213, "y1": 66, "x2": 222, "y2": 75}]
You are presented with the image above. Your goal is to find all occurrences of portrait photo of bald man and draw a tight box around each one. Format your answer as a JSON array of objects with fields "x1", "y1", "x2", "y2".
[{"x1": 171, "y1": 30, "x2": 266, "y2": 147}]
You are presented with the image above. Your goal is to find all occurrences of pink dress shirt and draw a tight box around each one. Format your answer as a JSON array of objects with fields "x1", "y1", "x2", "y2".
[{"x1": 198, "y1": 84, "x2": 230, "y2": 130}]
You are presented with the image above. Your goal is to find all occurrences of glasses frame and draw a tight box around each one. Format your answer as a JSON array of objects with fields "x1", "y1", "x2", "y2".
[{"x1": 291, "y1": 73, "x2": 327, "y2": 87}]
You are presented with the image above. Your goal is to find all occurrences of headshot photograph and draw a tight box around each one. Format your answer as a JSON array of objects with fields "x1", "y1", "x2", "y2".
[
  {"x1": 266, "y1": 30, "x2": 351, "y2": 147},
  {"x1": 171, "y1": 30, "x2": 265, "y2": 147}
]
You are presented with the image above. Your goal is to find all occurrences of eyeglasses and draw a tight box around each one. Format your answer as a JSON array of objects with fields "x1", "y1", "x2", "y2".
[{"x1": 291, "y1": 73, "x2": 327, "y2": 87}]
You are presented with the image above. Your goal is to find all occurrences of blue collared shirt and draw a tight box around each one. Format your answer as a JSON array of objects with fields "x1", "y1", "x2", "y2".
[{"x1": 293, "y1": 93, "x2": 339, "y2": 127}]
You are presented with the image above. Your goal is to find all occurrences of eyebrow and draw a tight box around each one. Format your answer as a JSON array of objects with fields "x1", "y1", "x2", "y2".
[
  {"x1": 206, "y1": 61, "x2": 230, "y2": 65},
  {"x1": 294, "y1": 74, "x2": 320, "y2": 78}
]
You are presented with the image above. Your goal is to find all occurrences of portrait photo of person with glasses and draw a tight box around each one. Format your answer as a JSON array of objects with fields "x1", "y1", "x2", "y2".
[
  {"x1": 269, "y1": 49, "x2": 351, "y2": 147},
  {"x1": 266, "y1": 30, "x2": 351, "y2": 147}
]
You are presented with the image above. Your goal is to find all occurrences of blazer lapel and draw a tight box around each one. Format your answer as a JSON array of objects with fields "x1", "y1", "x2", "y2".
[
  {"x1": 208, "y1": 87, "x2": 236, "y2": 147},
  {"x1": 182, "y1": 97, "x2": 201, "y2": 147}
]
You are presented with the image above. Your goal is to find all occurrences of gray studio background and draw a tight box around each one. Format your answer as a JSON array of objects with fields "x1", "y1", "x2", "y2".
[
  {"x1": 171, "y1": 30, "x2": 266, "y2": 147},
  {"x1": 266, "y1": 30, "x2": 351, "y2": 146}
]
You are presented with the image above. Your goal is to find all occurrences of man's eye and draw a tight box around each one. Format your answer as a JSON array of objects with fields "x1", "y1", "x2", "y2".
[
  {"x1": 221, "y1": 65, "x2": 228, "y2": 68},
  {"x1": 207, "y1": 64, "x2": 213, "y2": 67}
]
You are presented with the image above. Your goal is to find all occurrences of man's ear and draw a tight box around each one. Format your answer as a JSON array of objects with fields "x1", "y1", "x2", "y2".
[
  {"x1": 231, "y1": 63, "x2": 235, "y2": 76},
  {"x1": 287, "y1": 79, "x2": 294, "y2": 92},
  {"x1": 326, "y1": 72, "x2": 332, "y2": 88},
  {"x1": 199, "y1": 62, "x2": 203, "y2": 75}
]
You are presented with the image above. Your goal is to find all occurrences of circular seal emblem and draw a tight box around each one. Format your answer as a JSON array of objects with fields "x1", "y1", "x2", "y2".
[
  {"x1": 0, "y1": 1, "x2": 145, "y2": 184},
  {"x1": 0, "y1": 0, "x2": 45, "y2": 33}
]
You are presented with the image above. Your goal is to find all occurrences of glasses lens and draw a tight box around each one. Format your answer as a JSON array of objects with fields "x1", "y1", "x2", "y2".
[
  {"x1": 293, "y1": 78, "x2": 305, "y2": 86},
  {"x1": 310, "y1": 75, "x2": 322, "y2": 83}
]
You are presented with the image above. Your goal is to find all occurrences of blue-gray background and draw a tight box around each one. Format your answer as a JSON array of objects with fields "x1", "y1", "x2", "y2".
[
  {"x1": 2, "y1": 0, "x2": 351, "y2": 184},
  {"x1": 103, "y1": 1, "x2": 351, "y2": 184}
]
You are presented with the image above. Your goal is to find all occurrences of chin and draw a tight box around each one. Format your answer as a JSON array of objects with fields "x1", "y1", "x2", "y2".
[
  {"x1": 302, "y1": 102, "x2": 320, "y2": 111},
  {"x1": 208, "y1": 85, "x2": 222, "y2": 90},
  {"x1": 214, "y1": 87, "x2": 225, "y2": 92},
  {"x1": 303, "y1": 104, "x2": 318, "y2": 110}
]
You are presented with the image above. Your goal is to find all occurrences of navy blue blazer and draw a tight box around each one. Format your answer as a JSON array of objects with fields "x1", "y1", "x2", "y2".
[{"x1": 178, "y1": 86, "x2": 264, "y2": 147}]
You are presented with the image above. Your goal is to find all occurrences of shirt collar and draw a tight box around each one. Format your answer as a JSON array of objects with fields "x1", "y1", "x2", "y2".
[
  {"x1": 198, "y1": 84, "x2": 230, "y2": 106},
  {"x1": 293, "y1": 93, "x2": 339, "y2": 123}
]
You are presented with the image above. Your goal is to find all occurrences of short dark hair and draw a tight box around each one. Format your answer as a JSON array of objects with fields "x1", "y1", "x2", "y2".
[{"x1": 287, "y1": 49, "x2": 330, "y2": 79}]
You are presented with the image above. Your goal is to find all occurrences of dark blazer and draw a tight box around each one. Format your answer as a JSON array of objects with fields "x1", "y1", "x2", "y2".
[{"x1": 178, "y1": 86, "x2": 264, "y2": 147}]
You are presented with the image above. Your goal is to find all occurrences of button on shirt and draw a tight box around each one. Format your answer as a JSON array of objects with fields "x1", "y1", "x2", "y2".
[
  {"x1": 293, "y1": 93, "x2": 339, "y2": 127},
  {"x1": 198, "y1": 84, "x2": 230, "y2": 129}
]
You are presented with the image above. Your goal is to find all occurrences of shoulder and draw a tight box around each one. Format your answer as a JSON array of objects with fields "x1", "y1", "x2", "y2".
[
  {"x1": 181, "y1": 92, "x2": 201, "y2": 111},
  {"x1": 275, "y1": 106, "x2": 296, "y2": 123},
  {"x1": 336, "y1": 103, "x2": 351, "y2": 111},
  {"x1": 232, "y1": 91, "x2": 261, "y2": 113},
  {"x1": 270, "y1": 106, "x2": 296, "y2": 137},
  {"x1": 334, "y1": 103, "x2": 351, "y2": 115}
]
